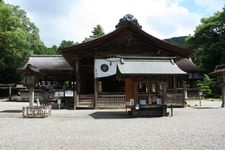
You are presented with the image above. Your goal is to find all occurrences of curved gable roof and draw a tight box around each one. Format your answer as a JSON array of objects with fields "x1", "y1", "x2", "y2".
[
  {"x1": 176, "y1": 58, "x2": 206, "y2": 73},
  {"x1": 61, "y1": 22, "x2": 192, "y2": 64}
]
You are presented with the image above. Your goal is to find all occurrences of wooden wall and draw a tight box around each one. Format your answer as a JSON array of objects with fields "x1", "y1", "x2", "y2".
[{"x1": 125, "y1": 78, "x2": 138, "y2": 101}]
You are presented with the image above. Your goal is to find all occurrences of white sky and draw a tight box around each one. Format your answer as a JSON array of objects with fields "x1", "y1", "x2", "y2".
[{"x1": 4, "y1": 0, "x2": 225, "y2": 47}]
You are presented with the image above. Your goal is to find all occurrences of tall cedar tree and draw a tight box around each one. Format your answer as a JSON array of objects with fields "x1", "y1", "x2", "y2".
[{"x1": 90, "y1": 24, "x2": 105, "y2": 38}]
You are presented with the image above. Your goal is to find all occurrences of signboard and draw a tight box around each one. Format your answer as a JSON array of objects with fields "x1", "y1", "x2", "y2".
[{"x1": 65, "y1": 90, "x2": 73, "y2": 97}]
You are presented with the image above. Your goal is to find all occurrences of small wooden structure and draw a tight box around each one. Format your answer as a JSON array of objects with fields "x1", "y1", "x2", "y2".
[
  {"x1": 18, "y1": 55, "x2": 75, "y2": 109},
  {"x1": 210, "y1": 64, "x2": 225, "y2": 107},
  {"x1": 176, "y1": 58, "x2": 206, "y2": 98}
]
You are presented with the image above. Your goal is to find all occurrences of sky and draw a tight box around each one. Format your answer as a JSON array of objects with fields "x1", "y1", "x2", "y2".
[{"x1": 4, "y1": 0, "x2": 225, "y2": 47}]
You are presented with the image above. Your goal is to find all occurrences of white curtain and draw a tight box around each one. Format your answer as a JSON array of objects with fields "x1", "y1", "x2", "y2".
[{"x1": 94, "y1": 58, "x2": 120, "y2": 78}]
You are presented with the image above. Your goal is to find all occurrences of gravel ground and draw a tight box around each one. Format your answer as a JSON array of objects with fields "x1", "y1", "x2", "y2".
[{"x1": 0, "y1": 100, "x2": 225, "y2": 150}]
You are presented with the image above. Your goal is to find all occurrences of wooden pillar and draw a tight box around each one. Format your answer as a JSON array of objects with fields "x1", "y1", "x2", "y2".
[
  {"x1": 163, "y1": 82, "x2": 167, "y2": 105},
  {"x1": 74, "y1": 57, "x2": 80, "y2": 109},
  {"x1": 173, "y1": 76, "x2": 176, "y2": 104},
  {"x1": 222, "y1": 84, "x2": 225, "y2": 108},
  {"x1": 76, "y1": 58, "x2": 80, "y2": 93},
  {"x1": 173, "y1": 76, "x2": 176, "y2": 89},
  {"x1": 94, "y1": 78, "x2": 98, "y2": 109},
  {"x1": 9, "y1": 84, "x2": 12, "y2": 101}
]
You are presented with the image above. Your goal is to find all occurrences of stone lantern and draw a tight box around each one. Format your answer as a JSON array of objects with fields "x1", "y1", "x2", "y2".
[
  {"x1": 210, "y1": 64, "x2": 225, "y2": 107},
  {"x1": 18, "y1": 64, "x2": 51, "y2": 118},
  {"x1": 20, "y1": 64, "x2": 42, "y2": 107}
]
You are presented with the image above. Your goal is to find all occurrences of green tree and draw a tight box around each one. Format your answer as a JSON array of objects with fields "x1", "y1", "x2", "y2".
[
  {"x1": 47, "y1": 45, "x2": 58, "y2": 55},
  {"x1": 0, "y1": 1, "x2": 47, "y2": 83},
  {"x1": 187, "y1": 7, "x2": 225, "y2": 71},
  {"x1": 90, "y1": 24, "x2": 105, "y2": 38},
  {"x1": 50, "y1": 40, "x2": 78, "y2": 55},
  {"x1": 58, "y1": 40, "x2": 75, "y2": 49},
  {"x1": 197, "y1": 74, "x2": 212, "y2": 98},
  {"x1": 164, "y1": 36, "x2": 188, "y2": 48}
]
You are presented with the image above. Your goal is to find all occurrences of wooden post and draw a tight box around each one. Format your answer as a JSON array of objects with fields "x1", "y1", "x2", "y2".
[
  {"x1": 74, "y1": 57, "x2": 80, "y2": 109},
  {"x1": 75, "y1": 58, "x2": 80, "y2": 93},
  {"x1": 73, "y1": 91, "x2": 77, "y2": 110},
  {"x1": 221, "y1": 84, "x2": 225, "y2": 108},
  {"x1": 163, "y1": 82, "x2": 167, "y2": 105},
  {"x1": 173, "y1": 76, "x2": 176, "y2": 104},
  {"x1": 94, "y1": 57, "x2": 98, "y2": 109},
  {"x1": 173, "y1": 76, "x2": 176, "y2": 89},
  {"x1": 94, "y1": 78, "x2": 98, "y2": 109},
  {"x1": 9, "y1": 84, "x2": 12, "y2": 101}
]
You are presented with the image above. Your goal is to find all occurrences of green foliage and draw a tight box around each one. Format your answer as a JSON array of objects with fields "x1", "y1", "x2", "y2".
[
  {"x1": 47, "y1": 45, "x2": 58, "y2": 55},
  {"x1": 164, "y1": 36, "x2": 188, "y2": 48},
  {"x1": 90, "y1": 24, "x2": 105, "y2": 38},
  {"x1": 0, "y1": 1, "x2": 47, "y2": 83},
  {"x1": 47, "y1": 40, "x2": 78, "y2": 55},
  {"x1": 58, "y1": 40, "x2": 75, "y2": 49},
  {"x1": 187, "y1": 7, "x2": 225, "y2": 71},
  {"x1": 197, "y1": 74, "x2": 212, "y2": 98}
]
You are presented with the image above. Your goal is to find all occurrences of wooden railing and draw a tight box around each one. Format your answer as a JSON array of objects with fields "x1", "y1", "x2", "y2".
[{"x1": 96, "y1": 94, "x2": 126, "y2": 108}]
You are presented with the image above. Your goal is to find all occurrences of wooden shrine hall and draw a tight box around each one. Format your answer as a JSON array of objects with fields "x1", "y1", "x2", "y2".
[
  {"x1": 59, "y1": 14, "x2": 198, "y2": 115},
  {"x1": 19, "y1": 14, "x2": 203, "y2": 116}
]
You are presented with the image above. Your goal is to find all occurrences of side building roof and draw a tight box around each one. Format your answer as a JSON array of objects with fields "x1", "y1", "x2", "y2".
[
  {"x1": 20, "y1": 55, "x2": 73, "y2": 71},
  {"x1": 18, "y1": 55, "x2": 74, "y2": 81}
]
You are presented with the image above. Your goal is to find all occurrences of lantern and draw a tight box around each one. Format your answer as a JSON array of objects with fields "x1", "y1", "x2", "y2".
[
  {"x1": 211, "y1": 64, "x2": 225, "y2": 107},
  {"x1": 19, "y1": 64, "x2": 42, "y2": 107}
]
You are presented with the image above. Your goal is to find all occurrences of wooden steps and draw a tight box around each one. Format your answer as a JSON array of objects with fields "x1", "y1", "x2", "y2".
[{"x1": 77, "y1": 95, "x2": 94, "y2": 109}]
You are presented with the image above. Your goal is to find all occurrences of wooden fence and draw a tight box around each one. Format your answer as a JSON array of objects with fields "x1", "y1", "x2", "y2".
[{"x1": 96, "y1": 94, "x2": 126, "y2": 108}]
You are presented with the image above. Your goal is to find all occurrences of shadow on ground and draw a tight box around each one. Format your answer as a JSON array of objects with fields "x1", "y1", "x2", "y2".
[
  {"x1": 89, "y1": 111, "x2": 133, "y2": 119},
  {"x1": 0, "y1": 110, "x2": 22, "y2": 113},
  {"x1": 190, "y1": 106, "x2": 220, "y2": 109}
]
